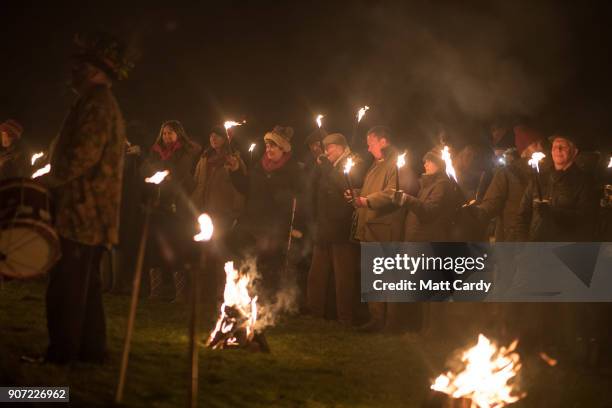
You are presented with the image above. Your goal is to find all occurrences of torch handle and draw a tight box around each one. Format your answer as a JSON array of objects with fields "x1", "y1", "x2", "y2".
[
  {"x1": 535, "y1": 171, "x2": 543, "y2": 201},
  {"x1": 116, "y1": 202, "x2": 151, "y2": 403},
  {"x1": 344, "y1": 173, "x2": 355, "y2": 201}
]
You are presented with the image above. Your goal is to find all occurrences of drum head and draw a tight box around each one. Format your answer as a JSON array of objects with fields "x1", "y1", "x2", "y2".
[{"x1": 0, "y1": 221, "x2": 60, "y2": 279}]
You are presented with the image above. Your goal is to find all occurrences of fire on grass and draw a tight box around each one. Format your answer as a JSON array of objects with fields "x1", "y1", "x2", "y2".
[
  {"x1": 430, "y1": 334, "x2": 526, "y2": 408},
  {"x1": 206, "y1": 261, "x2": 269, "y2": 352}
]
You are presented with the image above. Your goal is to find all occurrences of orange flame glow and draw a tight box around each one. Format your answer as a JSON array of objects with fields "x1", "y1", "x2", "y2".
[
  {"x1": 608, "y1": 156, "x2": 612, "y2": 168},
  {"x1": 145, "y1": 170, "x2": 169, "y2": 184},
  {"x1": 207, "y1": 261, "x2": 258, "y2": 347},
  {"x1": 344, "y1": 157, "x2": 355, "y2": 174},
  {"x1": 431, "y1": 334, "x2": 526, "y2": 408},
  {"x1": 316, "y1": 114, "x2": 324, "y2": 129},
  {"x1": 249, "y1": 143, "x2": 256, "y2": 153},
  {"x1": 441, "y1": 146, "x2": 458, "y2": 182},
  {"x1": 31, "y1": 152, "x2": 44, "y2": 166},
  {"x1": 528, "y1": 152, "x2": 546, "y2": 173},
  {"x1": 397, "y1": 151, "x2": 407, "y2": 170},
  {"x1": 356, "y1": 106, "x2": 370, "y2": 123},
  {"x1": 31, "y1": 164, "x2": 50, "y2": 179},
  {"x1": 224, "y1": 120, "x2": 245, "y2": 130},
  {"x1": 193, "y1": 213, "x2": 214, "y2": 242}
]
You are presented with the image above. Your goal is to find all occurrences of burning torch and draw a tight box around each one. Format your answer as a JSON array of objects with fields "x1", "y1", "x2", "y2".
[
  {"x1": 189, "y1": 213, "x2": 214, "y2": 408},
  {"x1": 441, "y1": 146, "x2": 458, "y2": 184},
  {"x1": 351, "y1": 105, "x2": 369, "y2": 147},
  {"x1": 249, "y1": 143, "x2": 256, "y2": 163},
  {"x1": 224, "y1": 120, "x2": 245, "y2": 154},
  {"x1": 344, "y1": 157, "x2": 356, "y2": 201},
  {"x1": 116, "y1": 169, "x2": 169, "y2": 404},
  {"x1": 31, "y1": 152, "x2": 50, "y2": 179},
  {"x1": 316, "y1": 114, "x2": 324, "y2": 129},
  {"x1": 528, "y1": 152, "x2": 546, "y2": 201}
]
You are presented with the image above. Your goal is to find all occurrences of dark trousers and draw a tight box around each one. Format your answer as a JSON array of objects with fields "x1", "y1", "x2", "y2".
[
  {"x1": 307, "y1": 243, "x2": 360, "y2": 324},
  {"x1": 46, "y1": 238, "x2": 105, "y2": 364}
]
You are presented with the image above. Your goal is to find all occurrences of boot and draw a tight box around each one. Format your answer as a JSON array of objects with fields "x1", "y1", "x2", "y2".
[{"x1": 148, "y1": 268, "x2": 163, "y2": 299}]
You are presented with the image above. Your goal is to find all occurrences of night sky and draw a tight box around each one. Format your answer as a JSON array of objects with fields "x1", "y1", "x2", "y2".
[{"x1": 2, "y1": 1, "x2": 612, "y2": 155}]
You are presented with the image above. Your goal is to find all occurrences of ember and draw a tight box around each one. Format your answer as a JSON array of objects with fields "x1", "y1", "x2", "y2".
[
  {"x1": 431, "y1": 334, "x2": 525, "y2": 408},
  {"x1": 206, "y1": 261, "x2": 269, "y2": 352}
]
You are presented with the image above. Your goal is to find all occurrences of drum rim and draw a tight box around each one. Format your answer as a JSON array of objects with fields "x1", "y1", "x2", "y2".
[
  {"x1": 0, "y1": 219, "x2": 61, "y2": 279},
  {"x1": 0, "y1": 177, "x2": 51, "y2": 195}
]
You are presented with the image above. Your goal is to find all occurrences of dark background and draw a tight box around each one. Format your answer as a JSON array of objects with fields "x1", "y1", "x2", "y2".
[{"x1": 2, "y1": 0, "x2": 612, "y2": 156}]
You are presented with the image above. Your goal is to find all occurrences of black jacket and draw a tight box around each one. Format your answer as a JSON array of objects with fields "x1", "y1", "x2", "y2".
[
  {"x1": 517, "y1": 163, "x2": 598, "y2": 242},
  {"x1": 404, "y1": 171, "x2": 463, "y2": 242},
  {"x1": 231, "y1": 155, "x2": 304, "y2": 242},
  {"x1": 313, "y1": 151, "x2": 366, "y2": 244}
]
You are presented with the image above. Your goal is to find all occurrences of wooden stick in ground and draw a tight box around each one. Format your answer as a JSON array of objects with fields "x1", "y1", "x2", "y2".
[
  {"x1": 115, "y1": 202, "x2": 151, "y2": 404},
  {"x1": 188, "y1": 256, "x2": 202, "y2": 408}
]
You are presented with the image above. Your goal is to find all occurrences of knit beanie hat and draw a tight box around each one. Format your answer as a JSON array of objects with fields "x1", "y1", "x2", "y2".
[
  {"x1": 0, "y1": 119, "x2": 23, "y2": 140},
  {"x1": 304, "y1": 128, "x2": 328, "y2": 146},
  {"x1": 514, "y1": 125, "x2": 543, "y2": 155},
  {"x1": 264, "y1": 125, "x2": 293, "y2": 153},
  {"x1": 322, "y1": 133, "x2": 348, "y2": 148}
]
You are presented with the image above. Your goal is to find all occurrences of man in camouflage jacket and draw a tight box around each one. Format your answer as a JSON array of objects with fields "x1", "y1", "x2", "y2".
[{"x1": 42, "y1": 34, "x2": 127, "y2": 364}]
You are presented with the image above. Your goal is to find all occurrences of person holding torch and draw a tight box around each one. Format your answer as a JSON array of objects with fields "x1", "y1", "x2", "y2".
[
  {"x1": 140, "y1": 120, "x2": 201, "y2": 301},
  {"x1": 307, "y1": 133, "x2": 366, "y2": 324},
  {"x1": 517, "y1": 132, "x2": 597, "y2": 242},
  {"x1": 345, "y1": 126, "x2": 418, "y2": 333}
]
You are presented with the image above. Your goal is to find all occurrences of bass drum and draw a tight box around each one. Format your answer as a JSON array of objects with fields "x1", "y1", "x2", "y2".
[{"x1": 0, "y1": 178, "x2": 60, "y2": 279}]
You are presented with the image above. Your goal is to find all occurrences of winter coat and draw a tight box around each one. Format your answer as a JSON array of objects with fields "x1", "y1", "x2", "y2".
[
  {"x1": 141, "y1": 140, "x2": 200, "y2": 218},
  {"x1": 354, "y1": 146, "x2": 418, "y2": 242},
  {"x1": 191, "y1": 148, "x2": 245, "y2": 231},
  {"x1": 476, "y1": 160, "x2": 531, "y2": 242},
  {"x1": 0, "y1": 140, "x2": 29, "y2": 180},
  {"x1": 404, "y1": 171, "x2": 462, "y2": 242},
  {"x1": 517, "y1": 163, "x2": 598, "y2": 242},
  {"x1": 231, "y1": 154, "x2": 303, "y2": 243},
  {"x1": 313, "y1": 150, "x2": 366, "y2": 244},
  {"x1": 47, "y1": 84, "x2": 125, "y2": 247}
]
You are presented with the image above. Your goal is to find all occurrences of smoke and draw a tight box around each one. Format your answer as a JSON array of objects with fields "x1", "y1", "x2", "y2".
[{"x1": 234, "y1": 255, "x2": 300, "y2": 331}]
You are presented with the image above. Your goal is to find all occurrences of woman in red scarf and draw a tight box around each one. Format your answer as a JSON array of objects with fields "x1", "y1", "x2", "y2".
[
  {"x1": 226, "y1": 125, "x2": 304, "y2": 303},
  {"x1": 141, "y1": 120, "x2": 201, "y2": 301}
]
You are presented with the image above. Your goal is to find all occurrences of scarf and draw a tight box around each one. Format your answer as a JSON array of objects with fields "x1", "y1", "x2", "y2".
[
  {"x1": 261, "y1": 151, "x2": 292, "y2": 173},
  {"x1": 152, "y1": 140, "x2": 182, "y2": 161}
]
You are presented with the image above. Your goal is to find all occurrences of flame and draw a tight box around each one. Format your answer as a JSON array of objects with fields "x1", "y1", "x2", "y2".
[
  {"x1": 224, "y1": 120, "x2": 245, "y2": 130},
  {"x1": 145, "y1": 170, "x2": 169, "y2": 184},
  {"x1": 32, "y1": 164, "x2": 51, "y2": 179},
  {"x1": 397, "y1": 151, "x2": 407, "y2": 169},
  {"x1": 31, "y1": 152, "x2": 44, "y2": 166},
  {"x1": 356, "y1": 106, "x2": 370, "y2": 123},
  {"x1": 539, "y1": 352, "x2": 557, "y2": 367},
  {"x1": 528, "y1": 152, "x2": 546, "y2": 173},
  {"x1": 431, "y1": 334, "x2": 526, "y2": 408},
  {"x1": 608, "y1": 156, "x2": 612, "y2": 168},
  {"x1": 344, "y1": 157, "x2": 355, "y2": 174},
  {"x1": 249, "y1": 143, "x2": 256, "y2": 153},
  {"x1": 193, "y1": 213, "x2": 214, "y2": 242},
  {"x1": 441, "y1": 146, "x2": 458, "y2": 182},
  {"x1": 207, "y1": 261, "x2": 258, "y2": 347},
  {"x1": 316, "y1": 114, "x2": 324, "y2": 129}
]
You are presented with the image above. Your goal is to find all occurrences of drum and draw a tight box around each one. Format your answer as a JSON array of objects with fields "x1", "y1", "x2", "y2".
[{"x1": 0, "y1": 178, "x2": 60, "y2": 279}]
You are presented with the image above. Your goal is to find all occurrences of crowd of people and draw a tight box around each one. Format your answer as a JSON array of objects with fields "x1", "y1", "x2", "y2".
[{"x1": 1, "y1": 32, "x2": 612, "y2": 368}]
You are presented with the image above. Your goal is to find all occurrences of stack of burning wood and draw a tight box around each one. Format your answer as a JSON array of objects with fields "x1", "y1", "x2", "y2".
[{"x1": 206, "y1": 261, "x2": 269, "y2": 352}]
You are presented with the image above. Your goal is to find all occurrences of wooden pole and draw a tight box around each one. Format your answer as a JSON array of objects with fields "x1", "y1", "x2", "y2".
[
  {"x1": 116, "y1": 202, "x2": 151, "y2": 403},
  {"x1": 187, "y1": 259, "x2": 200, "y2": 408}
]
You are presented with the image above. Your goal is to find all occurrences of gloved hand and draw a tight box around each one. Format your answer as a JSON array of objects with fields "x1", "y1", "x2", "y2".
[{"x1": 533, "y1": 199, "x2": 552, "y2": 217}]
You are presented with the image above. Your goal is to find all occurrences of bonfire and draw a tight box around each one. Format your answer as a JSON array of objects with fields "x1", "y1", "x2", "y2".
[
  {"x1": 431, "y1": 334, "x2": 525, "y2": 408},
  {"x1": 206, "y1": 261, "x2": 269, "y2": 352}
]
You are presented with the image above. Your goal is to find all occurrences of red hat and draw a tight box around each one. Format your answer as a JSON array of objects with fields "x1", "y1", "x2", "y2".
[
  {"x1": 0, "y1": 119, "x2": 23, "y2": 140},
  {"x1": 514, "y1": 125, "x2": 542, "y2": 155}
]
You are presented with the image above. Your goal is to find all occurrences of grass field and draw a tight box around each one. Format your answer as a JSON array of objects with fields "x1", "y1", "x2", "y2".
[{"x1": 1, "y1": 280, "x2": 611, "y2": 407}]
